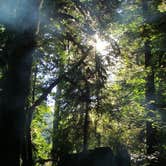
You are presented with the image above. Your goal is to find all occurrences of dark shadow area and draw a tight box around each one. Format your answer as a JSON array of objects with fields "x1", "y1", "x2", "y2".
[{"x1": 58, "y1": 147, "x2": 131, "y2": 166}]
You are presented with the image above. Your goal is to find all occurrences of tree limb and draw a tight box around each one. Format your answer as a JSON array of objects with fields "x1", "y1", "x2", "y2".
[{"x1": 29, "y1": 46, "x2": 92, "y2": 112}]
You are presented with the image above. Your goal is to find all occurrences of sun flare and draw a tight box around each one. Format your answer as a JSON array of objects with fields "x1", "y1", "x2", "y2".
[{"x1": 93, "y1": 34, "x2": 109, "y2": 55}]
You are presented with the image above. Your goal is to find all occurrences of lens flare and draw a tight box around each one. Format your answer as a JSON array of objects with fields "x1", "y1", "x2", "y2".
[{"x1": 93, "y1": 34, "x2": 109, "y2": 55}]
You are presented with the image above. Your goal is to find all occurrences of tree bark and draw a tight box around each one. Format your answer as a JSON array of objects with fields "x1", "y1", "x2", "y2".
[
  {"x1": 0, "y1": 1, "x2": 43, "y2": 165},
  {"x1": 83, "y1": 103, "x2": 89, "y2": 152},
  {"x1": 21, "y1": 65, "x2": 38, "y2": 166},
  {"x1": 52, "y1": 87, "x2": 62, "y2": 166},
  {"x1": 0, "y1": 34, "x2": 34, "y2": 165},
  {"x1": 145, "y1": 41, "x2": 156, "y2": 155},
  {"x1": 83, "y1": 83, "x2": 90, "y2": 152},
  {"x1": 142, "y1": 1, "x2": 158, "y2": 165}
]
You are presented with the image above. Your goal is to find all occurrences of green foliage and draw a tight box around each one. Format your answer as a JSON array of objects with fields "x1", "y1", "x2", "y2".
[
  {"x1": 31, "y1": 105, "x2": 52, "y2": 161},
  {"x1": 3, "y1": 0, "x2": 163, "y2": 165}
]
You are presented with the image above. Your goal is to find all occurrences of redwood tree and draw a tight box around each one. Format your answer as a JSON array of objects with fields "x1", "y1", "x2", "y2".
[{"x1": 0, "y1": 1, "x2": 43, "y2": 165}]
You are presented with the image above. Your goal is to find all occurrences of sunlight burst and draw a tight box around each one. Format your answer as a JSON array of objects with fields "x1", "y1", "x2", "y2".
[{"x1": 93, "y1": 34, "x2": 109, "y2": 55}]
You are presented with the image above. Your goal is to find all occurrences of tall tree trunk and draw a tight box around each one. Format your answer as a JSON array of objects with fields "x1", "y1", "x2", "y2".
[
  {"x1": 21, "y1": 65, "x2": 38, "y2": 166},
  {"x1": 21, "y1": 110, "x2": 33, "y2": 166},
  {"x1": 94, "y1": 118, "x2": 101, "y2": 147},
  {"x1": 83, "y1": 83, "x2": 90, "y2": 152},
  {"x1": 52, "y1": 58, "x2": 64, "y2": 165},
  {"x1": 157, "y1": 51, "x2": 166, "y2": 165},
  {"x1": 52, "y1": 86, "x2": 62, "y2": 166},
  {"x1": 144, "y1": 40, "x2": 156, "y2": 155},
  {"x1": 0, "y1": 36, "x2": 34, "y2": 165},
  {"x1": 83, "y1": 102, "x2": 89, "y2": 152},
  {"x1": 0, "y1": 1, "x2": 43, "y2": 165},
  {"x1": 142, "y1": 1, "x2": 157, "y2": 164}
]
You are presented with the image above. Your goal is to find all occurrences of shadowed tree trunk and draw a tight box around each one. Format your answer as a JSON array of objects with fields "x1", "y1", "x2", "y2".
[
  {"x1": 157, "y1": 43, "x2": 166, "y2": 166},
  {"x1": 21, "y1": 64, "x2": 38, "y2": 166},
  {"x1": 0, "y1": 1, "x2": 43, "y2": 165},
  {"x1": 21, "y1": 110, "x2": 33, "y2": 166},
  {"x1": 0, "y1": 32, "x2": 34, "y2": 165},
  {"x1": 144, "y1": 40, "x2": 156, "y2": 155},
  {"x1": 142, "y1": 1, "x2": 158, "y2": 165},
  {"x1": 52, "y1": 85, "x2": 62, "y2": 166},
  {"x1": 83, "y1": 82, "x2": 90, "y2": 152}
]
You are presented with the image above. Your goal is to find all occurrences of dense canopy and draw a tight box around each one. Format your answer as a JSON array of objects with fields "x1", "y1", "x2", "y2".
[{"x1": 0, "y1": 0, "x2": 166, "y2": 166}]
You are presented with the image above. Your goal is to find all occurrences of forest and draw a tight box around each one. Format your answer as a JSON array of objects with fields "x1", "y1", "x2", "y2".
[{"x1": 0, "y1": 0, "x2": 166, "y2": 166}]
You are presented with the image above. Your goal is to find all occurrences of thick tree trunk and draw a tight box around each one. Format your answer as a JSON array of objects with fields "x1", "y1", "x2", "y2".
[
  {"x1": 0, "y1": 1, "x2": 43, "y2": 165},
  {"x1": 21, "y1": 65, "x2": 38, "y2": 166},
  {"x1": 0, "y1": 41, "x2": 33, "y2": 165},
  {"x1": 157, "y1": 51, "x2": 166, "y2": 166},
  {"x1": 21, "y1": 110, "x2": 33, "y2": 166}
]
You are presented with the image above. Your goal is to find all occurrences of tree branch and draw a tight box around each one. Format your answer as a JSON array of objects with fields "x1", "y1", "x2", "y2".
[{"x1": 29, "y1": 46, "x2": 92, "y2": 112}]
